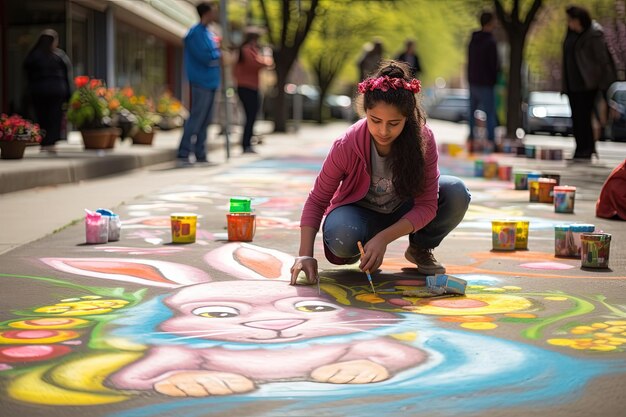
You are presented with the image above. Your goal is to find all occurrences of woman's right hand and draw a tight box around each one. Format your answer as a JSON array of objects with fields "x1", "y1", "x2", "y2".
[{"x1": 290, "y1": 256, "x2": 318, "y2": 285}]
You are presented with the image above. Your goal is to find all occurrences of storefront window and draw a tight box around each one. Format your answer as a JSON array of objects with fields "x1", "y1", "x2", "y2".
[
  {"x1": 4, "y1": 0, "x2": 66, "y2": 115},
  {"x1": 115, "y1": 21, "x2": 166, "y2": 97}
]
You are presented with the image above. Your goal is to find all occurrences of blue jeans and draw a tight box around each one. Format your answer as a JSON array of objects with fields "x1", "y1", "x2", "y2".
[
  {"x1": 177, "y1": 85, "x2": 217, "y2": 161},
  {"x1": 322, "y1": 175, "x2": 471, "y2": 264},
  {"x1": 469, "y1": 85, "x2": 497, "y2": 142}
]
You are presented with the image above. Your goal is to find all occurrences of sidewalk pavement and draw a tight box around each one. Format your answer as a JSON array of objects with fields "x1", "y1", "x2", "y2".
[
  {"x1": 1, "y1": 120, "x2": 622, "y2": 195},
  {"x1": 0, "y1": 118, "x2": 624, "y2": 257},
  {"x1": 1, "y1": 119, "x2": 625, "y2": 416},
  {"x1": 0, "y1": 128, "x2": 180, "y2": 195}
]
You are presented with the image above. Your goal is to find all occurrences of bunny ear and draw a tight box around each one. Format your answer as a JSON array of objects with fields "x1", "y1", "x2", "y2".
[
  {"x1": 40, "y1": 258, "x2": 211, "y2": 288},
  {"x1": 204, "y1": 243, "x2": 292, "y2": 281}
]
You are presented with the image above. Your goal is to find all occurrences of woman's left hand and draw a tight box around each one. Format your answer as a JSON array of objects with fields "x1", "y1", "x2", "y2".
[{"x1": 359, "y1": 236, "x2": 388, "y2": 273}]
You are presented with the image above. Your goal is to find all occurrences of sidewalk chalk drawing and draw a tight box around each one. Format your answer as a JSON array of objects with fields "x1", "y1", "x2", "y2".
[{"x1": 0, "y1": 242, "x2": 624, "y2": 417}]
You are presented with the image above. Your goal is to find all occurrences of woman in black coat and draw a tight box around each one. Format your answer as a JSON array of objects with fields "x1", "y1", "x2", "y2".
[
  {"x1": 562, "y1": 6, "x2": 617, "y2": 161},
  {"x1": 23, "y1": 29, "x2": 72, "y2": 150}
]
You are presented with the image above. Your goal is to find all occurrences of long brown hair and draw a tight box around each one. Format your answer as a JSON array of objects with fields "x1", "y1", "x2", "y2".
[{"x1": 359, "y1": 60, "x2": 427, "y2": 199}]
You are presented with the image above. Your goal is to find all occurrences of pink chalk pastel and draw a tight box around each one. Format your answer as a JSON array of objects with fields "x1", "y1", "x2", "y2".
[{"x1": 519, "y1": 262, "x2": 575, "y2": 270}]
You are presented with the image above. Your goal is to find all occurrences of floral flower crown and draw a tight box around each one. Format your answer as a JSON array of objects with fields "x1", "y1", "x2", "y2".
[{"x1": 357, "y1": 76, "x2": 421, "y2": 94}]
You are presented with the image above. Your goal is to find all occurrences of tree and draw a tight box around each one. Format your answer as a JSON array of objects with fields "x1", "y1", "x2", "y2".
[
  {"x1": 494, "y1": 0, "x2": 543, "y2": 138},
  {"x1": 257, "y1": 0, "x2": 321, "y2": 132},
  {"x1": 302, "y1": 1, "x2": 389, "y2": 123},
  {"x1": 302, "y1": 0, "x2": 475, "y2": 124}
]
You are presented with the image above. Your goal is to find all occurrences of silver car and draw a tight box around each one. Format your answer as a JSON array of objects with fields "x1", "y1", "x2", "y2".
[{"x1": 522, "y1": 91, "x2": 572, "y2": 136}]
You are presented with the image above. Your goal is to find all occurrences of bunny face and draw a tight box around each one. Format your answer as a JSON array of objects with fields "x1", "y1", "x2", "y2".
[
  {"x1": 41, "y1": 244, "x2": 427, "y2": 394},
  {"x1": 161, "y1": 281, "x2": 401, "y2": 344}
]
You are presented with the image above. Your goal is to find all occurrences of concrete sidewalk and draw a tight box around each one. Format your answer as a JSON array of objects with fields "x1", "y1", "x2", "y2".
[
  {"x1": 1, "y1": 120, "x2": 624, "y2": 195},
  {"x1": 1, "y1": 117, "x2": 625, "y2": 417},
  {"x1": 1, "y1": 127, "x2": 185, "y2": 194}
]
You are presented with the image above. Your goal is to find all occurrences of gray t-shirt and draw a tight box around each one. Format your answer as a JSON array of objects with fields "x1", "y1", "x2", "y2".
[{"x1": 356, "y1": 142, "x2": 403, "y2": 213}]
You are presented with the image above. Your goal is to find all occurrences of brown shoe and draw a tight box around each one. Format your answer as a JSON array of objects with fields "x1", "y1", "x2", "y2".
[{"x1": 405, "y1": 245, "x2": 446, "y2": 275}]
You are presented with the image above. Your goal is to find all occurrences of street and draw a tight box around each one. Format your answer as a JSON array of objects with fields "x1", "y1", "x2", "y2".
[{"x1": 1, "y1": 119, "x2": 625, "y2": 417}]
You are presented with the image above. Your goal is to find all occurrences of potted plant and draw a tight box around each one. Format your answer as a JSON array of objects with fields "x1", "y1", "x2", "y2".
[
  {"x1": 112, "y1": 86, "x2": 139, "y2": 140},
  {"x1": 66, "y1": 76, "x2": 120, "y2": 149},
  {"x1": 0, "y1": 113, "x2": 43, "y2": 159},
  {"x1": 156, "y1": 92, "x2": 187, "y2": 130},
  {"x1": 132, "y1": 107, "x2": 160, "y2": 145}
]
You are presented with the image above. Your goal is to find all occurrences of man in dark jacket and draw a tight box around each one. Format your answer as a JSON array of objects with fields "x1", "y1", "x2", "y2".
[
  {"x1": 562, "y1": 5, "x2": 617, "y2": 161},
  {"x1": 467, "y1": 11, "x2": 500, "y2": 153}
]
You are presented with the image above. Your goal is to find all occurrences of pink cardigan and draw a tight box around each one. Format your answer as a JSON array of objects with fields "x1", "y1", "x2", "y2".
[{"x1": 300, "y1": 118, "x2": 440, "y2": 232}]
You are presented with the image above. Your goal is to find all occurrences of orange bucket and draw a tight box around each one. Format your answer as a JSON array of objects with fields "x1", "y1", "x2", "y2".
[{"x1": 227, "y1": 213, "x2": 256, "y2": 242}]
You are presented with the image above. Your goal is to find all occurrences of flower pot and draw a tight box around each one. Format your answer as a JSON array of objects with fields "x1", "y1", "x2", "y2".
[
  {"x1": 107, "y1": 128, "x2": 121, "y2": 149},
  {"x1": 0, "y1": 141, "x2": 27, "y2": 159},
  {"x1": 158, "y1": 116, "x2": 182, "y2": 131},
  {"x1": 81, "y1": 128, "x2": 117, "y2": 149},
  {"x1": 131, "y1": 130, "x2": 155, "y2": 145}
]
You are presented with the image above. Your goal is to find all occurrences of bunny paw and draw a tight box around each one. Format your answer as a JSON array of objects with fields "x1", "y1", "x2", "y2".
[
  {"x1": 154, "y1": 371, "x2": 256, "y2": 396},
  {"x1": 310, "y1": 359, "x2": 390, "y2": 384}
]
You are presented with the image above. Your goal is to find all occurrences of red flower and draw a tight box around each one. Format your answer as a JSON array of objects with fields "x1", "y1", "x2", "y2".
[{"x1": 74, "y1": 76, "x2": 89, "y2": 88}]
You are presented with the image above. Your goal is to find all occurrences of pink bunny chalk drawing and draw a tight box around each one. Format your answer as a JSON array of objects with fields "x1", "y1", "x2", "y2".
[{"x1": 43, "y1": 243, "x2": 426, "y2": 397}]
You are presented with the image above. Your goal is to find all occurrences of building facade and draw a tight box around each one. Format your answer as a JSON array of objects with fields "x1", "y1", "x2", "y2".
[{"x1": 0, "y1": 0, "x2": 198, "y2": 116}]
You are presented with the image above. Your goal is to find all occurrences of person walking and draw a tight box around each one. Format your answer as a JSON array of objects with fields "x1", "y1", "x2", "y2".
[
  {"x1": 467, "y1": 11, "x2": 500, "y2": 153},
  {"x1": 289, "y1": 61, "x2": 471, "y2": 286},
  {"x1": 23, "y1": 29, "x2": 72, "y2": 152},
  {"x1": 233, "y1": 29, "x2": 273, "y2": 154},
  {"x1": 358, "y1": 39, "x2": 384, "y2": 81},
  {"x1": 562, "y1": 5, "x2": 617, "y2": 161},
  {"x1": 396, "y1": 39, "x2": 422, "y2": 79},
  {"x1": 176, "y1": 2, "x2": 221, "y2": 167}
]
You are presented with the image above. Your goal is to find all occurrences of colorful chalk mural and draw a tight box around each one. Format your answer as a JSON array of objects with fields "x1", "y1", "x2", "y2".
[{"x1": 1, "y1": 155, "x2": 625, "y2": 417}]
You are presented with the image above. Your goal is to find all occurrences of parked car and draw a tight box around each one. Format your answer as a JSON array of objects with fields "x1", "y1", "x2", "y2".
[
  {"x1": 262, "y1": 84, "x2": 353, "y2": 121},
  {"x1": 522, "y1": 91, "x2": 572, "y2": 136},
  {"x1": 608, "y1": 81, "x2": 626, "y2": 142},
  {"x1": 425, "y1": 89, "x2": 469, "y2": 122}
]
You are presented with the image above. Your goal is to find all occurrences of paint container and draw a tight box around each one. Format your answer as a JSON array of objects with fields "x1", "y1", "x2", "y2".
[
  {"x1": 483, "y1": 161, "x2": 498, "y2": 179},
  {"x1": 515, "y1": 220, "x2": 530, "y2": 250},
  {"x1": 474, "y1": 160, "x2": 484, "y2": 177},
  {"x1": 491, "y1": 220, "x2": 517, "y2": 251},
  {"x1": 516, "y1": 145, "x2": 527, "y2": 156},
  {"x1": 85, "y1": 211, "x2": 109, "y2": 244},
  {"x1": 539, "y1": 149, "x2": 551, "y2": 160},
  {"x1": 96, "y1": 209, "x2": 121, "y2": 241},
  {"x1": 542, "y1": 173, "x2": 561, "y2": 186},
  {"x1": 107, "y1": 214, "x2": 121, "y2": 241},
  {"x1": 230, "y1": 197, "x2": 252, "y2": 213},
  {"x1": 550, "y1": 149, "x2": 563, "y2": 160},
  {"x1": 569, "y1": 224, "x2": 595, "y2": 258},
  {"x1": 513, "y1": 170, "x2": 530, "y2": 190},
  {"x1": 538, "y1": 178, "x2": 557, "y2": 203},
  {"x1": 554, "y1": 225, "x2": 571, "y2": 257},
  {"x1": 227, "y1": 213, "x2": 256, "y2": 242},
  {"x1": 554, "y1": 186, "x2": 576, "y2": 214},
  {"x1": 498, "y1": 165, "x2": 513, "y2": 181},
  {"x1": 171, "y1": 213, "x2": 197, "y2": 243},
  {"x1": 525, "y1": 145, "x2": 536, "y2": 158},
  {"x1": 580, "y1": 233, "x2": 611, "y2": 269},
  {"x1": 448, "y1": 144, "x2": 463, "y2": 157},
  {"x1": 529, "y1": 178, "x2": 540, "y2": 202}
]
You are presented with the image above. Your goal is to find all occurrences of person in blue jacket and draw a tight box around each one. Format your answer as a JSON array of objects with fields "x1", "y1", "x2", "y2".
[{"x1": 177, "y1": 2, "x2": 221, "y2": 166}]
